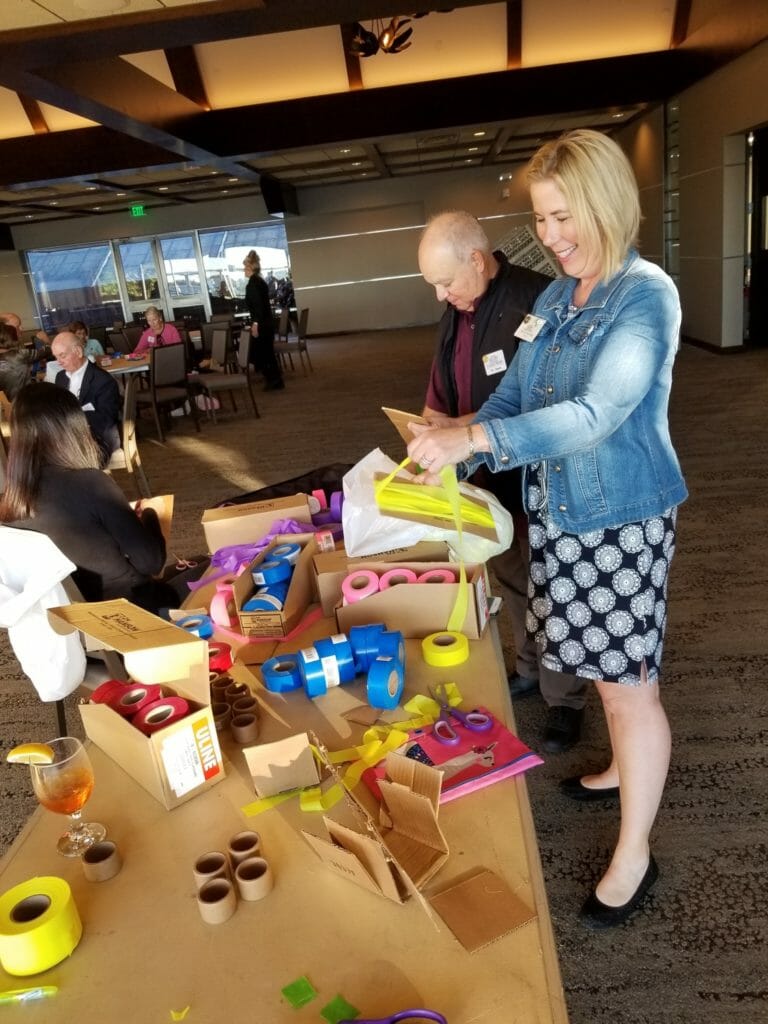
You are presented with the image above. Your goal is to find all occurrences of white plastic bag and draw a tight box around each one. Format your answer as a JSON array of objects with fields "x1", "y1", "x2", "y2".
[{"x1": 342, "y1": 448, "x2": 513, "y2": 562}]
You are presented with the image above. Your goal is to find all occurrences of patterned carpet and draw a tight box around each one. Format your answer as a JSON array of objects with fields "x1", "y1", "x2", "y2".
[{"x1": 1, "y1": 327, "x2": 766, "y2": 1023}]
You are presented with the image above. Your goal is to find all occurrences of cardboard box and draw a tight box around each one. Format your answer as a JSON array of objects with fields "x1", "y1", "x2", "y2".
[
  {"x1": 331, "y1": 561, "x2": 490, "y2": 639},
  {"x1": 234, "y1": 536, "x2": 315, "y2": 639},
  {"x1": 243, "y1": 733, "x2": 319, "y2": 799},
  {"x1": 312, "y1": 540, "x2": 450, "y2": 615},
  {"x1": 49, "y1": 600, "x2": 225, "y2": 810},
  {"x1": 302, "y1": 751, "x2": 448, "y2": 906},
  {"x1": 201, "y1": 493, "x2": 312, "y2": 552}
]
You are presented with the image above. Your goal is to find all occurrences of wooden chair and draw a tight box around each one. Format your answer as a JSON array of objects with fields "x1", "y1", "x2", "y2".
[
  {"x1": 135, "y1": 343, "x2": 200, "y2": 443},
  {"x1": 195, "y1": 329, "x2": 260, "y2": 423},
  {"x1": 105, "y1": 373, "x2": 152, "y2": 497},
  {"x1": 274, "y1": 307, "x2": 312, "y2": 375}
]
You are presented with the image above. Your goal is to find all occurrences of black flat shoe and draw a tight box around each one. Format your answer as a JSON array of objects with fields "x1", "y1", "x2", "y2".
[
  {"x1": 559, "y1": 775, "x2": 620, "y2": 802},
  {"x1": 579, "y1": 855, "x2": 659, "y2": 929}
]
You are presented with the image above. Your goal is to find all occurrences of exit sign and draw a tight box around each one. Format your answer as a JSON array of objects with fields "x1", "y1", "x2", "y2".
[{"x1": 130, "y1": 204, "x2": 146, "y2": 217}]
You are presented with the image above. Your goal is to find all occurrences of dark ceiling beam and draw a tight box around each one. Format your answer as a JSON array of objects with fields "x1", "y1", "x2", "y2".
[
  {"x1": 671, "y1": 0, "x2": 693, "y2": 47},
  {"x1": 483, "y1": 126, "x2": 511, "y2": 165},
  {"x1": 17, "y1": 94, "x2": 48, "y2": 135},
  {"x1": 168, "y1": 50, "x2": 720, "y2": 159},
  {"x1": 0, "y1": 1, "x2": 492, "y2": 69},
  {"x1": 506, "y1": 0, "x2": 523, "y2": 69},
  {"x1": 165, "y1": 46, "x2": 210, "y2": 110},
  {"x1": 362, "y1": 144, "x2": 390, "y2": 177},
  {"x1": 340, "y1": 25, "x2": 364, "y2": 90}
]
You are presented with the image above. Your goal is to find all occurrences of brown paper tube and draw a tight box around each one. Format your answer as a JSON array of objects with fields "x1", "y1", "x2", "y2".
[
  {"x1": 224, "y1": 682, "x2": 250, "y2": 705},
  {"x1": 227, "y1": 830, "x2": 261, "y2": 867},
  {"x1": 231, "y1": 713, "x2": 260, "y2": 745},
  {"x1": 212, "y1": 702, "x2": 231, "y2": 732},
  {"x1": 231, "y1": 695, "x2": 259, "y2": 717},
  {"x1": 210, "y1": 676, "x2": 232, "y2": 701},
  {"x1": 197, "y1": 878, "x2": 237, "y2": 925},
  {"x1": 235, "y1": 857, "x2": 273, "y2": 901},
  {"x1": 192, "y1": 851, "x2": 230, "y2": 890},
  {"x1": 82, "y1": 840, "x2": 122, "y2": 882}
]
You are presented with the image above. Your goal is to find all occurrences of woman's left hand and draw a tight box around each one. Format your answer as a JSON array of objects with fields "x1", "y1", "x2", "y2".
[{"x1": 407, "y1": 421, "x2": 474, "y2": 483}]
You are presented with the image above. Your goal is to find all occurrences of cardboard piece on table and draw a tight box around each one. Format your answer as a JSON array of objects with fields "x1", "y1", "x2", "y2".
[
  {"x1": 243, "y1": 732, "x2": 319, "y2": 799},
  {"x1": 342, "y1": 704, "x2": 381, "y2": 727},
  {"x1": 200, "y1": 493, "x2": 312, "y2": 552},
  {"x1": 381, "y1": 407, "x2": 426, "y2": 447},
  {"x1": 130, "y1": 494, "x2": 174, "y2": 549},
  {"x1": 48, "y1": 599, "x2": 224, "y2": 810},
  {"x1": 428, "y1": 868, "x2": 536, "y2": 952}
]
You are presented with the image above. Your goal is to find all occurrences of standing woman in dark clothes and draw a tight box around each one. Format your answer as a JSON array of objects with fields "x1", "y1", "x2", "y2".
[
  {"x1": 0, "y1": 384, "x2": 178, "y2": 614},
  {"x1": 243, "y1": 249, "x2": 284, "y2": 391}
]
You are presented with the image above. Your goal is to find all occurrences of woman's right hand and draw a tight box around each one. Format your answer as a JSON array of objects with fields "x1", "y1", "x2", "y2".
[{"x1": 250, "y1": 323, "x2": 259, "y2": 337}]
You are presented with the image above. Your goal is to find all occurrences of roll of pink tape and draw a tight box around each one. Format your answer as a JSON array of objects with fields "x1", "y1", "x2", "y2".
[
  {"x1": 417, "y1": 568, "x2": 457, "y2": 584},
  {"x1": 311, "y1": 488, "x2": 328, "y2": 509},
  {"x1": 210, "y1": 585, "x2": 236, "y2": 628},
  {"x1": 133, "y1": 697, "x2": 189, "y2": 735},
  {"x1": 341, "y1": 569, "x2": 380, "y2": 604},
  {"x1": 379, "y1": 568, "x2": 418, "y2": 590}
]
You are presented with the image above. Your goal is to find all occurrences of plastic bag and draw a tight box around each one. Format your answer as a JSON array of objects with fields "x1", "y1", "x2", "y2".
[{"x1": 342, "y1": 449, "x2": 513, "y2": 562}]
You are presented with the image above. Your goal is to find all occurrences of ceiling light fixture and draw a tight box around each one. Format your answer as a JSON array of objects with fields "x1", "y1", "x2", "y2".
[{"x1": 347, "y1": 10, "x2": 452, "y2": 57}]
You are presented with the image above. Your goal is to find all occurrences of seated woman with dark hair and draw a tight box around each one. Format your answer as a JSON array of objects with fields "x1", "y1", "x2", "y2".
[
  {"x1": 0, "y1": 383, "x2": 178, "y2": 614},
  {"x1": 0, "y1": 323, "x2": 34, "y2": 399}
]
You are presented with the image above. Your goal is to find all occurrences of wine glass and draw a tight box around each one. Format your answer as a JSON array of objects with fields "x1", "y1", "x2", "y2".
[{"x1": 30, "y1": 738, "x2": 106, "y2": 857}]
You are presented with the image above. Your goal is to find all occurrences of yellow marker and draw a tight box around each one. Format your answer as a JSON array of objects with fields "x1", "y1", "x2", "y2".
[{"x1": 6, "y1": 743, "x2": 55, "y2": 765}]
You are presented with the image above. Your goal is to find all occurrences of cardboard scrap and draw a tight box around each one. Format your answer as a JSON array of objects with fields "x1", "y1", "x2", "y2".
[{"x1": 428, "y1": 868, "x2": 537, "y2": 952}]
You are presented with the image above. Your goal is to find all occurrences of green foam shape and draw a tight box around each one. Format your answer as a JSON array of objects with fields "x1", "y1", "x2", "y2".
[
  {"x1": 281, "y1": 976, "x2": 318, "y2": 1009},
  {"x1": 320, "y1": 994, "x2": 360, "y2": 1024}
]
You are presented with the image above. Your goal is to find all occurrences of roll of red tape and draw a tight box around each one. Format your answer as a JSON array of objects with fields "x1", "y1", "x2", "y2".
[
  {"x1": 108, "y1": 683, "x2": 163, "y2": 717},
  {"x1": 91, "y1": 680, "x2": 127, "y2": 705},
  {"x1": 379, "y1": 567, "x2": 418, "y2": 590},
  {"x1": 341, "y1": 569, "x2": 379, "y2": 604},
  {"x1": 208, "y1": 641, "x2": 233, "y2": 674},
  {"x1": 133, "y1": 697, "x2": 189, "y2": 735}
]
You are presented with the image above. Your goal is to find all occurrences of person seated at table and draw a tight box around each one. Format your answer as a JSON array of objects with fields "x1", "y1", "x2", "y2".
[
  {"x1": 0, "y1": 384, "x2": 179, "y2": 614},
  {"x1": 0, "y1": 323, "x2": 34, "y2": 398},
  {"x1": 51, "y1": 330, "x2": 121, "y2": 468},
  {"x1": 68, "y1": 319, "x2": 105, "y2": 359},
  {"x1": 0, "y1": 312, "x2": 51, "y2": 374},
  {"x1": 132, "y1": 306, "x2": 181, "y2": 356}
]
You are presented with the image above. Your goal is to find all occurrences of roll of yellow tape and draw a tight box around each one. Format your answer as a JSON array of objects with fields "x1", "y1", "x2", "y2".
[
  {"x1": 0, "y1": 877, "x2": 82, "y2": 976},
  {"x1": 421, "y1": 630, "x2": 470, "y2": 667}
]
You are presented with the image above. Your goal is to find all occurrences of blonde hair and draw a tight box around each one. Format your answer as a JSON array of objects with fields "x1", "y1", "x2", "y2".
[
  {"x1": 243, "y1": 249, "x2": 261, "y2": 273},
  {"x1": 526, "y1": 129, "x2": 640, "y2": 282}
]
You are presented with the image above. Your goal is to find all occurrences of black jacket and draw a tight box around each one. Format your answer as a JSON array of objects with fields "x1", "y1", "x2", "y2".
[
  {"x1": 56, "y1": 360, "x2": 121, "y2": 465},
  {"x1": 431, "y1": 253, "x2": 550, "y2": 514}
]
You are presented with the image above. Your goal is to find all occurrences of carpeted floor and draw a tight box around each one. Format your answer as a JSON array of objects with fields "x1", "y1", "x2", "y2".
[{"x1": 1, "y1": 327, "x2": 766, "y2": 1023}]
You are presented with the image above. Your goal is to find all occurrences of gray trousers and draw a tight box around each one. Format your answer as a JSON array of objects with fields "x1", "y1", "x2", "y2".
[{"x1": 489, "y1": 531, "x2": 588, "y2": 711}]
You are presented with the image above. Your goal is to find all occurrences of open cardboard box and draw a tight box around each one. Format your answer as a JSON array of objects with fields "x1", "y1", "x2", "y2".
[
  {"x1": 332, "y1": 561, "x2": 490, "y2": 639},
  {"x1": 312, "y1": 540, "x2": 450, "y2": 616},
  {"x1": 201, "y1": 493, "x2": 312, "y2": 552},
  {"x1": 48, "y1": 600, "x2": 225, "y2": 810},
  {"x1": 233, "y1": 535, "x2": 316, "y2": 639},
  {"x1": 302, "y1": 750, "x2": 449, "y2": 907}
]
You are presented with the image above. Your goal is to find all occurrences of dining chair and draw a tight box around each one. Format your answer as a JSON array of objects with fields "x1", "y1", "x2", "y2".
[
  {"x1": 274, "y1": 307, "x2": 312, "y2": 375},
  {"x1": 106, "y1": 373, "x2": 152, "y2": 497},
  {"x1": 123, "y1": 324, "x2": 144, "y2": 349},
  {"x1": 107, "y1": 331, "x2": 133, "y2": 355},
  {"x1": 195, "y1": 330, "x2": 260, "y2": 423},
  {"x1": 135, "y1": 343, "x2": 200, "y2": 443}
]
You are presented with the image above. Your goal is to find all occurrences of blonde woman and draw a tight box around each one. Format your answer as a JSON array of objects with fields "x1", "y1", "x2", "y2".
[{"x1": 243, "y1": 250, "x2": 284, "y2": 391}]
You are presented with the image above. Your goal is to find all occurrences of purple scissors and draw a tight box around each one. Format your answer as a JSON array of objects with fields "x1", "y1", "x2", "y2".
[
  {"x1": 340, "y1": 1012, "x2": 447, "y2": 1024},
  {"x1": 429, "y1": 685, "x2": 493, "y2": 746}
]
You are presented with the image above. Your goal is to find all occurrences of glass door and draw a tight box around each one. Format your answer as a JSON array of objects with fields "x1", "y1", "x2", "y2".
[
  {"x1": 158, "y1": 234, "x2": 209, "y2": 323},
  {"x1": 116, "y1": 239, "x2": 164, "y2": 325}
]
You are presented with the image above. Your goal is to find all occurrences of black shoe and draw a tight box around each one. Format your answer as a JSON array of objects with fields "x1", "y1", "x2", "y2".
[
  {"x1": 541, "y1": 706, "x2": 583, "y2": 753},
  {"x1": 559, "y1": 775, "x2": 620, "y2": 802},
  {"x1": 507, "y1": 673, "x2": 540, "y2": 699},
  {"x1": 579, "y1": 855, "x2": 659, "y2": 929}
]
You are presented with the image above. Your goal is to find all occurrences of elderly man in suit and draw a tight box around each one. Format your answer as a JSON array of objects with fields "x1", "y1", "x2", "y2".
[{"x1": 51, "y1": 331, "x2": 121, "y2": 467}]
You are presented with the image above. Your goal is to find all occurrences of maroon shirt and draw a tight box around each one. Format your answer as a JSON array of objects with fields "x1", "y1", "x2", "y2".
[{"x1": 425, "y1": 310, "x2": 476, "y2": 416}]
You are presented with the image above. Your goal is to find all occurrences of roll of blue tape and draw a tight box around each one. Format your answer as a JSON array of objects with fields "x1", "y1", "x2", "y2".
[
  {"x1": 270, "y1": 542, "x2": 301, "y2": 565},
  {"x1": 251, "y1": 557, "x2": 293, "y2": 587},
  {"x1": 314, "y1": 634, "x2": 356, "y2": 684},
  {"x1": 366, "y1": 656, "x2": 405, "y2": 710},
  {"x1": 257, "y1": 581, "x2": 290, "y2": 604},
  {"x1": 261, "y1": 655, "x2": 303, "y2": 693},
  {"x1": 243, "y1": 593, "x2": 283, "y2": 612},
  {"x1": 349, "y1": 623, "x2": 386, "y2": 674},
  {"x1": 175, "y1": 614, "x2": 214, "y2": 639},
  {"x1": 377, "y1": 629, "x2": 406, "y2": 665},
  {"x1": 298, "y1": 647, "x2": 328, "y2": 699}
]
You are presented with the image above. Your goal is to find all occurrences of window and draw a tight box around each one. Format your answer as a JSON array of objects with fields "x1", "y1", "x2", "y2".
[{"x1": 26, "y1": 243, "x2": 123, "y2": 332}]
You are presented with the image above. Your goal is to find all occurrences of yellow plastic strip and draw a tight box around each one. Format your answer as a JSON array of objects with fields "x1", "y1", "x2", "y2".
[{"x1": 241, "y1": 788, "x2": 301, "y2": 818}]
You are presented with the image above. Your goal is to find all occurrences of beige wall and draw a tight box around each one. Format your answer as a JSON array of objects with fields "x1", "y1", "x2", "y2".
[{"x1": 0, "y1": 251, "x2": 39, "y2": 331}]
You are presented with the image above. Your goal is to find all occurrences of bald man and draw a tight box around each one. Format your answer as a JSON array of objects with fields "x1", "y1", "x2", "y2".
[
  {"x1": 52, "y1": 331, "x2": 121, "y2": 467},
  {"x1": 419, "y1": 210, "x2": 587, "y2": 753}
]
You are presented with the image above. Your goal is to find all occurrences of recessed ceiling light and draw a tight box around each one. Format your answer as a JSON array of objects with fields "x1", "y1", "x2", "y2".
[
  {"x1": 221, "y1": 190, "x2": 229, "y2": 194},
  {"x1": 352, "y1": 161, "x2": 362, "y2": 167},
  {"x1": 26, "y1": 215, "x2": 33, "y2": 219},
  {"x1": 86, "y1": 186, "x2": 97, "y2": 191},
  {"x1": 49, "y1": 201, "x2": 58, "y2": 206},
  {"x1": 612, "y1": 113, "x2": 624, "y2": 119},
  {"x1": 468, "y1": 146, "x2": 478, "y2": 152},
  {"x1": 473, "y1": 130, "x2": 486, "y2": 137},
  {"x1": 158, "y1": 186, "x2": 169, "y2": 191},
  {"x1": 228, "y1": 177, "x2": 238, "y2": 183},
  {"x1": 116, "y1": 193, "x2": 125, "y2": 197},
  {"x1": 340, "y1": 147, "x2": 351, "y2": 154},
  {"x1": 93, "y1": 206, "x2": 101, "y2": 211}
]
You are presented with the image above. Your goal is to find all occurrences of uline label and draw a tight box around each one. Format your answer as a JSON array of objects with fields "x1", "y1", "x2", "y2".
[{"x1": 194, "y1": 721, "x2": 221, "y2": 779}]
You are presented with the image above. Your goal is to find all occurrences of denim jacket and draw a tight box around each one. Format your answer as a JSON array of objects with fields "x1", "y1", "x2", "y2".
[{"x1": 467, "y1": 251, "x2": 688, "y2": 533}]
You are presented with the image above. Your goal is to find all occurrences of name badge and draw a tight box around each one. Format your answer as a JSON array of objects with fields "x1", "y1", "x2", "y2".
[
  {"x1": 482, "y1": 349, "x2": 507, "y2": 376},
  {"x1": 514, "y1": 313, "x2": 546, "y2": 342}
]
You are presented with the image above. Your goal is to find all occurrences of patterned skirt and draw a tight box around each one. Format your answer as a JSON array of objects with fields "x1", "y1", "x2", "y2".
[{"x1": 525, "y1": 466, "x2": 678, "y2": 685}]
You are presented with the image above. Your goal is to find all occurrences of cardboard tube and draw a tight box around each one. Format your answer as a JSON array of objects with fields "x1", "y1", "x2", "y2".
[
  {"x1": 210, "y1": 675, "x2": 232, "y2": 702},
  {"x1": 231, "y1": 696, "x2": 259, "y2": 717},
  {"x1": 212, "y1": 702, "x2": 231, "y2": 732},
  {"x1": 196, "y1": 878, "x2": 237, "y2": 925},
  {"x1": 82, "y1": 841, "x2": 122, "y2": 882},
  {"x1": 227, "y1": 831, "x2": 261, "y2": 867},
  {"x1": 224, "y1": 682, "x2": 250, "y2": 706},
  {"x1": 234, "y1": 857, "x2": 273, "y2": 901},
  {"x1": 231, "y1": 713, "x2": 260, "y2": 746},
  {"x1": 192, "y1": 851, "x2": 230, "y2": 890}
]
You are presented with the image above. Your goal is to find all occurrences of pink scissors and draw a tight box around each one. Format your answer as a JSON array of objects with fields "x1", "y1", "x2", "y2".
[{"x1": 429, "y1": 685, "x2": 492, "y2": 746}]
